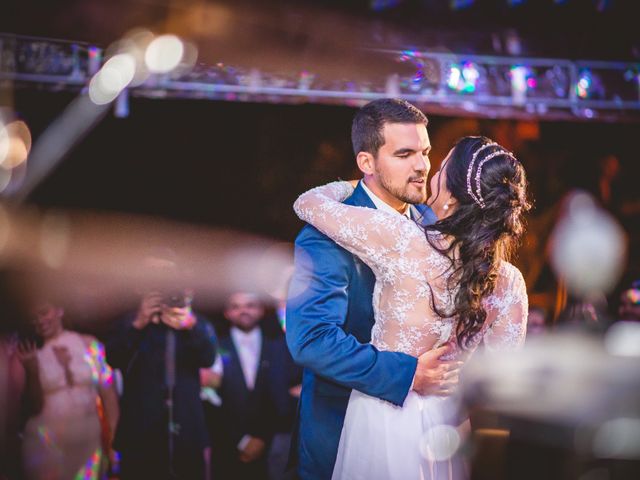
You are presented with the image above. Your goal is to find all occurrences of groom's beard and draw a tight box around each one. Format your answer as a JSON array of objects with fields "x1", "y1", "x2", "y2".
[{"x1": 377, "y1": 170, "x2": 428, "y2": 205}]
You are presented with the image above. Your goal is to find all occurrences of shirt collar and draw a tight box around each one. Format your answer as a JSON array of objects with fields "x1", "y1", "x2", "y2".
[
  {"x1": 360, "y1": 180, "x2": 411, "y2": 218},
  {"x1": 230, "y1": 326, "x2": 261, "y2": 345}
]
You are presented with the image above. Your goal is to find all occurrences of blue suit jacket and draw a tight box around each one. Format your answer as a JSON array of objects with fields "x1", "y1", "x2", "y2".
[{"x1": 286, "y1": 183, "x2": 436, "y2": 479}]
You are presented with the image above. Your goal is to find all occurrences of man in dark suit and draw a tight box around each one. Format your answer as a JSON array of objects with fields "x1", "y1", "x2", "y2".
[
  {"x1": 107, "y1": 286, "x2": 216, "y2": 480},
  {"x1": 210, "y1": 292, "x2": 300, "y2": 480},
  {"x1": 286, "y1": 98, "x2": 461, "y2": 479}
]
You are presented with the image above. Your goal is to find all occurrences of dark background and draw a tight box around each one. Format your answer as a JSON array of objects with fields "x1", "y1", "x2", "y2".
[
  {"x1": 15, "y1": 90, "x2": 639, "y2": 239},
  {"x1": 2, "y1": 0, "x2": 639, "y2": 60}
]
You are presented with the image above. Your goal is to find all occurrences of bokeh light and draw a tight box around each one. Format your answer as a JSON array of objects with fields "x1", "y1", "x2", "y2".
[
  {"x1": 180, "y1": 39, "x2": 199, "y2": 74},
  {"x1": 144, "y1": 34, "x2": 185, "y2": 74},
  {"x1": 576, "y1": 69, "x2": 593, "y2": 99},
  {"x1": 447, "y1": 61, "x2": 479, "y2": 93},
  {"x1": 550, "y1": 191, "x2": 626, "y2": 296},
  {"x1": 114, "y1": 28, "x2": 155, "y2": 87},
  {"x1": 0, "y1": 120, "x2": 32, "y2": 169},
  {"x1": 0, "y1": 120, "x2": 8, "y2": 166},
  {"x1": 593, "y1": 418, "x2": 640, "y2": 459},
  {"x1": 87, "y1": 45, "x2": 102, "y2": 75},
  {"x1": 419, "y1": 424, "x2": 461, "y2": 462},
  {"x1": 88, "y1": 53, "x2": 136, "y2": 105},
  {"x1": 604, "y1": 322, "x2": 640, "y2": 358},
  {"x1": 298, "y1": 70, "x2": 315, "y2": 90},
  {"x1": 0, "y1": 166, "x2": 12, "y2": 194},
  {"x1": 461, "y1": 332, "x2": 634, "y2": 424},
  {"x1": 510, "y1": 65, "x2": 534, "y2": 105}
]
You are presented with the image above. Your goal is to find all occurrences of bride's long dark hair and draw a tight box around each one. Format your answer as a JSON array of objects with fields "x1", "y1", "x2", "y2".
[{"x1": 425, "y1": 136, "x2": 531, "y2": 348}]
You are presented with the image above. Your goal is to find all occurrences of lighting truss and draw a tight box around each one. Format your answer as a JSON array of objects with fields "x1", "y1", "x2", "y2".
[{"x1": 1, "y1": 33, "x2": 638, "y2": 121}]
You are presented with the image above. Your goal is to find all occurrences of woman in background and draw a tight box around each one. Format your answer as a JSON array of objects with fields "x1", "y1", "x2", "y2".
[{"x1": 21, "y1": 301, "x2": 119, "y2": 480}]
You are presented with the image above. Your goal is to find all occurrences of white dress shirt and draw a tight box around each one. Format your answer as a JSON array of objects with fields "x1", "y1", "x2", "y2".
[
  {"x1": 360, "y1": 180, "x2": 412, "y2": 219},
  {"x1": 230, "y1": 326, "x2": 263, "y2": 451},
  {"x1": 230, "y1": 326, "x2": 262, "y2": 391}
]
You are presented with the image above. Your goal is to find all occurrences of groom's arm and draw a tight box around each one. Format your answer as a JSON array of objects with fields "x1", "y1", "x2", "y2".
[{"x1": 285, "y1": 226, "x2": 416, "y2": 407}]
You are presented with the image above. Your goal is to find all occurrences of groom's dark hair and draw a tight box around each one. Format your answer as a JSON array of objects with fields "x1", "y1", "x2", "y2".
[{"x1": 351, "y1": 98, "x2": 428, "y2": 156}]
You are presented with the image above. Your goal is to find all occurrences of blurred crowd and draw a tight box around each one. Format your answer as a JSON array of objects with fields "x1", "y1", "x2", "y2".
[
  {"x1": 1, "y1": 254, "x2": 638, "y2": 480},
  {"x1": 0, "y1": 253, "x2": 301, "y2": 480}
]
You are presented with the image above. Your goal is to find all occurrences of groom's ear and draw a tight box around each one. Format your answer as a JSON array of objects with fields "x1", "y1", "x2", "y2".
[{"x1": 356, "y1": 151, "x2": 375, "y2": 175}]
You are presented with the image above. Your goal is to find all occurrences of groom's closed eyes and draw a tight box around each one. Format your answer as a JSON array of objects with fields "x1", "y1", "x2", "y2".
[{"x1": 394, "y1": 147, "x2": 431, "y2": 158}]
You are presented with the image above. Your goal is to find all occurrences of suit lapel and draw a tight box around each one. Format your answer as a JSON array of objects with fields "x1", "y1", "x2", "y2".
[
  {"x1": 227, "y1": 330, "x2": 266, "y2": 394},
  {"x1": 343, "y1": 182, "x2": 377, "y2": 209},
  {"x1": 224, "y1": 335, "x2": 251, "y2": 394},
  {"x1": 254, "y1": 331, "x2": 269, "y2": 391},
  {"x1": 410, "y1": 204, "x2": 437, "y2": 228}
]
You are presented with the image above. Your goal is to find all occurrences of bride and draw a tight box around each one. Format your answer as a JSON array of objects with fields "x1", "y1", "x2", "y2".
[{"x1": 293, "y1": 136, "x2": 530, "y2": 480}]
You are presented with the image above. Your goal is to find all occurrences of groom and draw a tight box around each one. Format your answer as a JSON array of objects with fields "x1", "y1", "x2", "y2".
[{"x1": 286, "y1": 98, "x2": 461, "y2": 479}]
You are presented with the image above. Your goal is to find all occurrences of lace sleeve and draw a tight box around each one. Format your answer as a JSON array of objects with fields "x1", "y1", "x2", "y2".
[
  {"x1": 482, "y1": 263, "x2": 528, "y2": 351},
  {"x1": 293, "y1": 181, "x2": 423, "y2": 272}
]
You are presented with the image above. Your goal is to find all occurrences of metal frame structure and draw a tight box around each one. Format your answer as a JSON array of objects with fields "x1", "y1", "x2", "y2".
[{"x1": 1, "y1": 33, "x2": 639, "y2": 121}]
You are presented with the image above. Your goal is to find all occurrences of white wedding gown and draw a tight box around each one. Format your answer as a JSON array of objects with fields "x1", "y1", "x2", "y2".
[{"x1": 294, "y1": 181, "x2": 528, "y2": 480}]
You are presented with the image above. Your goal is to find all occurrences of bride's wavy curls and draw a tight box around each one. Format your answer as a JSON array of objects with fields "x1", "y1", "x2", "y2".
[{"x1": 425, "y1": 136, "x2": 531, "y2": 348}]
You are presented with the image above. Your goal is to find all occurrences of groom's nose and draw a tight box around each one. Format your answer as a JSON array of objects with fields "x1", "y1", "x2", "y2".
[{"x1": 411, "y1": 154, "x2": 429, "y2": 175}]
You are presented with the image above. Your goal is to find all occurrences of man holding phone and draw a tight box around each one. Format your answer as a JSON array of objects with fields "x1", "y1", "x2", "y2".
[{"x1": 107, "y1": 279, "x2": 216, "y2": 480}]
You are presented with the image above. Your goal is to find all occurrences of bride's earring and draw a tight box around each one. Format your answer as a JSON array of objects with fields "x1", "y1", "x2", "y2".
[{"x1": 443, "y1": 204, "x2": 449, "y2": 211}]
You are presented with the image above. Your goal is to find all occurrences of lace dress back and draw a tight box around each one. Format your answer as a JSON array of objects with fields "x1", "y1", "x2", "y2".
[{"x1": 294, "y1": 181, "x2": 528, "y2": 359}]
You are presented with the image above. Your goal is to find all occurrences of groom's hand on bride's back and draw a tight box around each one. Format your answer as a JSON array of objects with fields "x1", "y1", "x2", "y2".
[{"x1": 412, "y1": 344, "x2": 463, "y2": 397}]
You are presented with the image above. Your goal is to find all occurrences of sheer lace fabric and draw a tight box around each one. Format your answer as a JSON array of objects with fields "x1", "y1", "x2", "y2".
[{"x1": 294, "y1": 181, "x2": 528, "y2": 359}]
